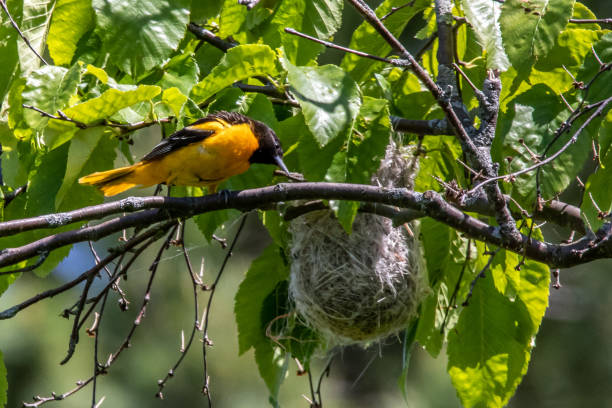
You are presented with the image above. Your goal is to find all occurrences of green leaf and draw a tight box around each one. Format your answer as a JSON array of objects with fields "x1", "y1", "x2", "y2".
[
  {"x1": 219, "y1": 0, "x2": 248, "y2": 39},
  {"x1": 582, "y1": 114, "x2": 612, "y2": 230},
  {"x1": 47, "y1": 0, "x2": 94, "y2": 65},
  {"x1": 447, "y1": 238, "x2": 549, "y2": 408},
  {"x1": 62, "y1": 85, "x2": 161, "y2": 125},
  {"x1": 326, "y1": 97, "x2": 391, "y2": 231},
  {"x1": 160, "y1": 54, "x2": 199, "y2": 96},
  {"x1": 447, "y1": 274, "x2": 532, "y2": 408},
  {"x1": 0, "y1": 350, "x2": 6, "y2": 408},
  {"x1": 303, "y1": 0, "x2": 343, "y2": 40},
  {"x1": 193, "y1": 209, "x2": 240, "y2": 242},
  {"x1": 161, "y1": 87, "x2": 188, "y2": 118},
  {"x1": 21, "y1": 144, "x2": 74, "y2": 277},
  {"x1": 500, "y1": 0, "x2": 575, "y2": 73},
  {"x1": 0, "y1": 0, "x2": 20, "y2": 110},
  {"x1": 416, "y1": 219, "x2": 478, "y2": 357},
  {"x1": 16, "y1": 0, "x2": 55, "y2": 73},
  {"x1": 55, "y1": 128, "x2": 117, "y2": 210},
  {"x1": 567, "y1": 2, "x2": 600, "y2": 30},
  {"x1": 414, "y1": 136, "x2": 464, "y2": 191},
  {"x1": 263, "y1": 0, "x2": 343, "y2": 65},
  {"x1": 282, "y1": 58, "x2": 361, "y2": 146},
  {"x1": 296, "y1": 125, "x2": 344, "y2": 181},
  {"x1": 234, "y1": 244, "x2": 290, "y2": 397},
  {"x1": 577, "y1": 32, "x2": 612, "y2": 104},
  {"x1": 191, "y1": 44, "x2": 278, "y2": 104},
  {"x1": 92, "y1": 0, "x2": 190, "y2": 77},
  {"x1": 341, "y1": 0, "x2": 430, "y2": 83},
  {"x1": 496, "y1": 84, "x2": 593, "y2": 205},
  {"x1": 22, "y1": 64, "x2": 82, "y2": 129},
  {"x1": 461, "y1": 0, "x2": 510, "y2": 71}
]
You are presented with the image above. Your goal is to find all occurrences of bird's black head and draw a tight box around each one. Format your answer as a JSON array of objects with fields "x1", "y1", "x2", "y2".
[{"x1": 249, "y1": 120, "x2": 289, "y2": 173}]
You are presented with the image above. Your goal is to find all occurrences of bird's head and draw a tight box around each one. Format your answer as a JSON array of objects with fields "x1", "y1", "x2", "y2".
[{"x1": 249, "y1": 120, "x2": 289, "y2": 174}]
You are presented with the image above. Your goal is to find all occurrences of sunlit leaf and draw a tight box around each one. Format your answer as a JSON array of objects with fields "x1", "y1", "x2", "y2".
[
  {"x1": 282, "y1": 58, "x2": 361, "y2": 146},
  {"x1": 93, "y1": 0, "x2": 189, "y2": 77},
  {"x1": 62, "y1": 85, "x2": 161, "y2": 124},
  {"x1": 341, "y1": 0, "x2": 430, "y2": 83},
  {"x1": 22, "y1": 64, "x2": 81, "y2": 129},
  {"x1": 47, "y1": 0, "x2": 94, "y2": 65},
  {"x1": 16, "y1": 0, "x2": 55, "y2": 73},
  {"x1": 461, "y1": 0, "x2": 510, "y2": 71},
  {"x1": 191, "y1": 44, "x2": 278, "y2": 104},
  {"x1": 0, "y1": 0, "x2": 20, "y2": 110}
]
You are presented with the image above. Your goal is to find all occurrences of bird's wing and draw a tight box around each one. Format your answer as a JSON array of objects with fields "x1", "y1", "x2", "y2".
[{"x1": 141, "y1": 124, "x2": 216, "y2": 162}]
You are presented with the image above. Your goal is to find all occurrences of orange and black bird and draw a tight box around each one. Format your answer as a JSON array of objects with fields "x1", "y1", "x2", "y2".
[{"x1": 79, "y1": 111, "x2": 289, "y2": 196}]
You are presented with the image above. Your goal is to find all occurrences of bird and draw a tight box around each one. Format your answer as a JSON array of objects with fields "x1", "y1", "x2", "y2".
[{"x1": 78, "y1": 111, "x2": 289, "y2": 196}]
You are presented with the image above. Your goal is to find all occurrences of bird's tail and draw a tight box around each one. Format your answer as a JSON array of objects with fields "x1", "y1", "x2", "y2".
[{"x1": 78, "y1": 164, "x2": 140, "y2": 197}]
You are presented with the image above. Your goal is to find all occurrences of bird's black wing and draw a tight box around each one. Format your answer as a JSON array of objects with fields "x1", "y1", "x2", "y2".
[
  {"x1": 140, "y1": 112, "x2": 252, "y2": 162},
  {"x1": 141, "y1": 127, "x2": 215, "y2": 162}
]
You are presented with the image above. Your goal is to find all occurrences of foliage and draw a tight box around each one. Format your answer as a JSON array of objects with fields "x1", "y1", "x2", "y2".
[{"x1": 0, "y1": 0, "x2": 610, "y2": 407}]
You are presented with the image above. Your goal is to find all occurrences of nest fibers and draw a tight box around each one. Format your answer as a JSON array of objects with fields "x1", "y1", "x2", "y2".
[{"x1": 289, "y1": 140, "x2": 427, "y2": 345}]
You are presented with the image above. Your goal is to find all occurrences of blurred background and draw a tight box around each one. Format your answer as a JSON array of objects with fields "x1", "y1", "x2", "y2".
[{"x1": 1, "y1": 1, "x2": 610, "y2": 407}]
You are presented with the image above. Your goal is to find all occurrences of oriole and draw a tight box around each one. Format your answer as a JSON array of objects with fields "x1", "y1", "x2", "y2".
[{"x1": 79, "y1": 111, "x2": 289, "y2": 196}]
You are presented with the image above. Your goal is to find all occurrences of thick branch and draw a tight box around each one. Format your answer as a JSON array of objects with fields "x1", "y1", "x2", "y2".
[{"x1": 0, "y1": 183, "x2": 608, "y2": 269}]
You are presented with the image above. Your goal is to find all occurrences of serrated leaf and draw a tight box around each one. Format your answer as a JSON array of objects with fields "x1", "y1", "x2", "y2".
[
  {"x1": 461, "y1": 0, "x2": 510, "y2": 71},
  {"x1": 93, "y1": 0, "x2": 189, "y2": 77},
  {"x1": 22, "y1": 64, "x2": 82, "y2": 129},
  {"x1": 191, "y1": 44, "x2": 278, "y2": 104},
  {"x1": 341, "y1": 0, "x2": 430, "y2": 83},
  {"x1": 235, "y1": 245, "x2": 289, "y2": 398},
  {"x1": 47, "y1": 0, "x2": 94, "y2": 65},
  {"x1": 17, "y1": 0, "x2": 55, "y2": 73},
  {"x1": 567, "y1": 2, "x2": 600, "y2": 30},
  {"x1": 62, "y1": 85, "x2": 161, "y2": 125},
  {"x1": 0, "y1": 350, "x2": 6, "y2": 408},
  {"x1": 500, "y1": 0, "x2": 575, "y2": 72},
  {"x1": 447, "y1": 274, "x2": 533, "y2": 408},
  {"x1": 447, "y1": 236, "x2": 549, "y2": 408},
  {"x1": 282, "y1": 59, "x2": 361, "y2": 146}
]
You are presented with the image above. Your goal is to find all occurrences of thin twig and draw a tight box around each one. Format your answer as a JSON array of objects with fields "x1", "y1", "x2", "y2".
[
  {"x1": 284, "y1": 28, "x2": 409, "y2": 67},
  {"x1": 462, "y1": 249, "x2": 499, "y2": 306},
  {"x1": 569, "y1": 18, "x2": 612, "y2": 25},
  {"x1": 201, "y1": 214, "x2": 248, "y2": 405},
  {"x1": 0, "y1": 222, "x2": 170, "y2": 320},
  {"x1": 156, "y1": 222, "x2": 203, "y2": 398},
  {"x1": 0, "y1": 0, "x2": 48, "y2": 65},
  {"x1": 470, "y1": 96, "x2": 612, "y2": 193}
]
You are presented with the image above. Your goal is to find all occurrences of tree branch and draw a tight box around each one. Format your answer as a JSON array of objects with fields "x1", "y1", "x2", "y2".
[{"x1": 0, "y1": 182, "x2": 608, "y2": 269}]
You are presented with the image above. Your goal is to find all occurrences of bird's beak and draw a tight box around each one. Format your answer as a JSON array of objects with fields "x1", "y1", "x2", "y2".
[{"x1": 274, "y1": 156, "x2": 290, "y2": 174}]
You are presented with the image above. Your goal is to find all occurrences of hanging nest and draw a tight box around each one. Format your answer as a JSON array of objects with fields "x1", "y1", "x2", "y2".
[{"x1": 288, "y1": 139, "x2": 427, "y2": 345}]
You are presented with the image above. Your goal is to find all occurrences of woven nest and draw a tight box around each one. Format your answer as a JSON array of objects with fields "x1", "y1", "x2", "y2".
[{"x1": 288, "y1": 140, "x2": 426, "y2": 345}]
